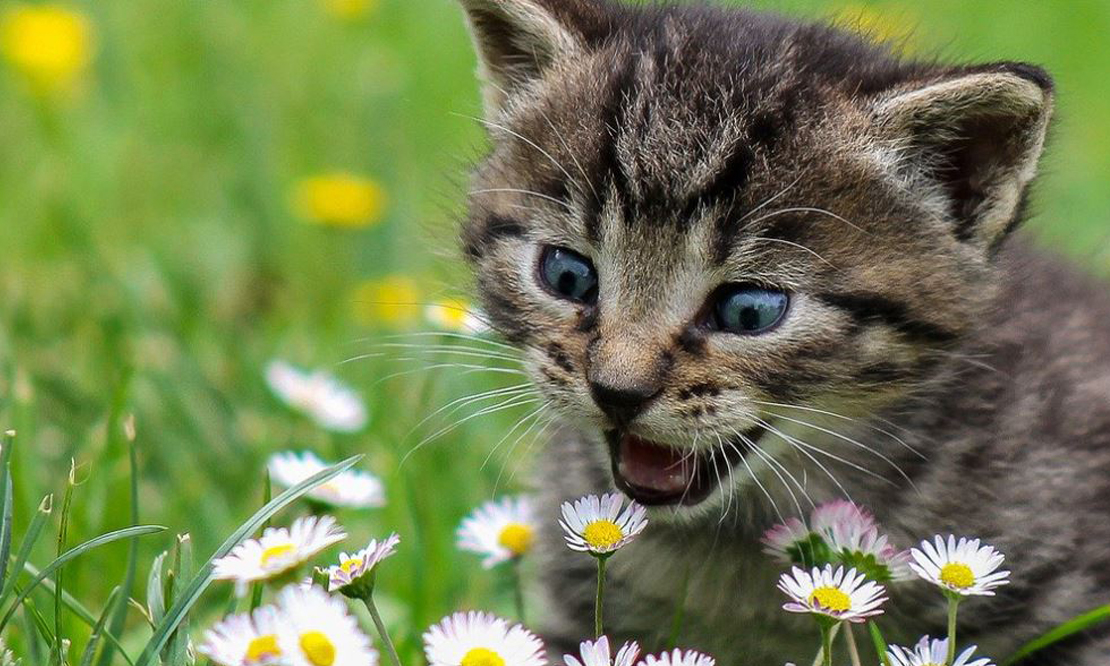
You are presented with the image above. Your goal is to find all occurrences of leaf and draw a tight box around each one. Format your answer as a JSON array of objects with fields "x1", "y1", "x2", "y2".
[
  {"x1": 869, "y1": 621, "x2": 889, "y2": 666},
  {"x1": 164, "y1": 534, "x2": 193, "y2": 666},
  {"x1": 24, "y1": 563, "x2": 136, "y2": 666},
  {"x1": 147, "y1": 550, "x2": 168, "y2": 627},
  {"x1": 0, "y1": 524, "x2": 166, "y2": 632},
  {"x1": 0, "y1": 430, "x2": 16, "y2": 589},
  {"x1": 78, "y1": 586, "x2": 121, "y2": 666},
  {"x1": 1002, "y1": 604, "x2": 1110, "y2": 665},
  {"x1": 786, "y1": 532, "x2": 833, "y2": 569},
  {"x1": 0, "y1": 495, "x2": 54, "y2": 607},
  {"x1": 134, "y1": 455, "x2": 362, "y2": 666}
]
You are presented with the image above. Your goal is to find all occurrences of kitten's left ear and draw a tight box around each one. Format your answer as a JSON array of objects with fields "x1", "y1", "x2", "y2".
[
  {"x1": 873, "y1": 64, "x2": 1053, "y2": 251},
  {"x1": 454, "y1": 0, "x2": 610, "y2": 116}
]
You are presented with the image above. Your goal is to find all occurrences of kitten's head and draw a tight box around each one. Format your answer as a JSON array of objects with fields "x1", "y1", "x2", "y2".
[{"x1": 455, "y1": 0, "x2": 1052, "y2": 511}]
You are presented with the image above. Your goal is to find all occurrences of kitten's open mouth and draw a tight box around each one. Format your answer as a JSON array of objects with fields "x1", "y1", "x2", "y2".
[{"x1": 606, "y1": 427, "x2": 763, "y2": 506}]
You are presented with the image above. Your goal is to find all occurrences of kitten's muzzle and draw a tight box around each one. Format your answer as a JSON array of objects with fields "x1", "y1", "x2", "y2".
[{"x1": 589, "y1": 379, "x2": 660, "y2": 427}]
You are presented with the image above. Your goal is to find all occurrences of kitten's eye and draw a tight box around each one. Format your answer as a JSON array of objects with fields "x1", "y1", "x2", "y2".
[
  {"x1": 539, "y1": 246, "x2": 598, "y2": 305},
  {"x1": 710, "y1": 286, "x2": 789, "y2": 334}
]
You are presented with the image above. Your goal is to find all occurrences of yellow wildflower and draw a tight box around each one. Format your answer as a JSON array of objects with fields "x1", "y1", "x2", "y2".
[
  {"x1": 351, "y1": 275, "x2": 420, "y2": 325},
  {"x1": 292, "y1": 172, "x2": 387, "y2": 228},
  {"x1": 321, "y1": 0, "x2": 376, "y2": 20},
  {"x1": 0, "y1": 4, "x2": 93, "y2": 92}
]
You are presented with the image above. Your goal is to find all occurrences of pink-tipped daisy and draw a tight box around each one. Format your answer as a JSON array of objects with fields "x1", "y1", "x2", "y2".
[
  {"x1": 887, "y1": 636, "x2": 995, "y2": 666},
  {"x1": 328, "y1": 533, "x2": 400, "y2": 598},
  {"x1": 909, "y1": 536, "x2": 1010, "y2": 597},
  {"x1": 635, "y1": 649, "x2": 715, "y2": 666},
  {"x1": 265, "y1": 360, "x2": 368, "y2": 432},
  {"x1": 564, "y1": 637, "x2": 640, "y2": 666},
  {"x1": 778, "y1": 564, "x2": 887, "y2": 623},
  {"x1": 423, "y1": 611, "x2": 546, "y2": 666},
  {"x1": 457, "y1": 496, "x2": 537, "y2": 569},
  {"x1": 560, "y1": 493, "x2": 647, "y2": 556}
]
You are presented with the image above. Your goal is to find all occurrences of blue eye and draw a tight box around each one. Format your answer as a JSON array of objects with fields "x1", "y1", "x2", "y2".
[
  {"x1": 711, "y1": 286, "x2": 789, "y2": 334},
  {"x1": 539, "y1": 246, "x2": 598, "y2": 305}
]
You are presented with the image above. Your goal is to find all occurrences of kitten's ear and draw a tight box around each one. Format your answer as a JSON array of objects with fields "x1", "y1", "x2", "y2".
[
  {"x1": 873, "y1": 64, "x2": 1053, "y2": 251},
  {"x1": 455, "y1": 0, "x2": 608, "y2": 115}
]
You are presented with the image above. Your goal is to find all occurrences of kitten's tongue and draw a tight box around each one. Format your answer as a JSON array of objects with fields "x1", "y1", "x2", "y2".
[{"x1": 617, "y1": 434, "x2": 693, "y2": 495}]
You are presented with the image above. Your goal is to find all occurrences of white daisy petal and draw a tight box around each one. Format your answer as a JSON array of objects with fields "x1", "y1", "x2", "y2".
[
  {"x1": 457, "y1": 496, "x2": 537, "y2": 568},
  {"x1": 559, "y1": 493, "x2": 648, "y2": 556},
  {"x1": 268, "y1": 451, "x2": 385, "y2": 509},
  {"x1": 777, "y1": 564, "x2": 887, "y2": 623},
  {"x1": 423, "y1": 611, "x2": 546, "y2": 666},
  {"x1": 886, "y1": 636, "x2": 996, "y2": 666},
  {"x1": 563, "y1": 637, "x2": 640, "y2": 666},
  {"x1": 276, "y1": 584, "x2": 378, "y2": 666},
  {"x1": 908, "y1": 535, "x2": 1010, "y2": 597},
  {"x1": 635, "y1": 649, "x2": 715, "y2": 666},
  {"x1": 213, "y1": 516, "x2": 347, "y2": 596},
  {"x1": 265, "y1": 360, "x2": 368, "y2": 432}
]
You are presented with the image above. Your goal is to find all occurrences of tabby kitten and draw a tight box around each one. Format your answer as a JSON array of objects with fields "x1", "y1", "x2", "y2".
[{"x1": 451, "y1": 0, "x2": 1110, "y2": 663}]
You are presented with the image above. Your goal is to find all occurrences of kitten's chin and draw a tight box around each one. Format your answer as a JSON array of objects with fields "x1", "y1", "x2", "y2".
[{"x1": 605, "y1": 428, "x2": 762, "y2": 507}]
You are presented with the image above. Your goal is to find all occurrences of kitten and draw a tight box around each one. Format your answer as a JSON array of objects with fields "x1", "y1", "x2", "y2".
[{"x1": 451, "y1": 0, "x2": 1110, "y2": 663}]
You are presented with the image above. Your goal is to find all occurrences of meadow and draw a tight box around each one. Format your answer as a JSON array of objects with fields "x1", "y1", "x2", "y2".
[{"x1": 0, "y1": 0, "x2": 1108, "y2": 664}]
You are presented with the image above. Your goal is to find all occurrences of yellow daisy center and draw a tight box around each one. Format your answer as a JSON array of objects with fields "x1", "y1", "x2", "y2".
[
  {"x1": 582, "y1": 520, "x2": 624, "y2": 550},
  {"x1": 497, "y1": 523, "x2": 534, "y2": 556},
  {"x1": 260, "y1": 543, "x2": 296, "y2": 567},
  {"x1": 810, "y1": 586, "x2": 852, "y2": 612},
  {"x1": 245, "y1": 634, "x2": 281, "y2": 662},
  {"x1": 300, "y1": 631, "x2": 336, "y2": 666},
  {"x1": 940, "y1": 562, "x2": 976, "y2": 589},
  {"x1": 461, "y1": 647, "x2": 506, "y2": 666},
  {"x1": 340, "y1": 557, "x2": 363, "y2": 574}
]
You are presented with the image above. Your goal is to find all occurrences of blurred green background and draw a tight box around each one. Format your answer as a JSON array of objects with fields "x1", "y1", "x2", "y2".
[{"x1": 0, "y1": 0, "x2": 1107, "y2": 662}]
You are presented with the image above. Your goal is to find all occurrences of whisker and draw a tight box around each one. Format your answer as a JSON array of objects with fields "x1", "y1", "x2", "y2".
[
  {"x1": 729, "y1": 426, "x2": 809, "y2": 517},
  {"x1": 748, "y1": 236, "x2": 838, "y2": 269},
  {"x1": 459, "y1": 114, "x2": 579, "y2": 189},
  {"x1": 764, "y1": 412, "x2": 916, "y2": 488},
  {"x1": 753, "y1": 416, "x2": 856, "y2": 501},
  {"x1": 502, "y1": 415, "x2": 557, "y2": 487},
  {"x1": 728, "y1": 433, "x2": 785, "y2": 524},
  {"x1": 482, "y1": 402, "x2": 548, "y2": 472},
  {"x1": 749, "y1": 398, "x2": 925, "y2": 460},
  {"x1": 401, "y1": 394, "x2": 541, "y2": 466},
  {"x1": 376, "y1": 331, "x2": 523, "y2": 355},
  {"x1": 406, "y1": 383, "x2": 535, "y2": 441}
]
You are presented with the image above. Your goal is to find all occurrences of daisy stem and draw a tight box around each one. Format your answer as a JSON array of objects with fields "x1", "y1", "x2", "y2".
[
  {"x1": 511, "y1": 558, "x2": 526, "y2": 623},
  {"x1": 946, "y1": 596, "x2": 960, "y2": 666},
  {"x1": 364, "y1": 595, "x2": 402, "y2": 666},
  {"x1": 595, "y1": 556, "x2": 607, "y2": 638},
  {"x1": 820, "y1": 623, "x2": 835, "y2": 666},
  {"x1": 812, "y1": 623, "x2": 840, "y2": 666},
  {"x1": 845, "y1": 623, "x2": 862, "y2": 666}
]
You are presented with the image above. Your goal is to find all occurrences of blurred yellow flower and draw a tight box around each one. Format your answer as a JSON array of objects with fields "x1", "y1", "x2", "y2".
[
  {"x1": 833, "y1": 4, "x2": 915, "y2": 49},
  {"x1": 321, "y1": 0, "x2": 376, "y2": 20},
  {"x1": 351, "y1": 275, "x2": 420, "y2": 325},
  {"x1": 292, "y1": 172, "x2": 387, "y2": 228},
  {"x1": 0, "y1": 4, "x2": 93, "y2": 92}
]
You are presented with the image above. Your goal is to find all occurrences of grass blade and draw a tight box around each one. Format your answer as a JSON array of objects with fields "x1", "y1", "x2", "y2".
[
  {"x1": 0, "y1": 430, "x2": 16, "y2": 589},
  {"x1": 1002, "y1": 604, "x2": 1110, "y2": 665},
  {"x1": 55, "y1": 461, "x2": 78, "y2": 666},
  {"x1": 165, "y1": 534, "x2": 193, "y2": 666},
  {"x1": 0, "y1": 494, "x2": 54, "y2": 606},
  {"x1": 134, "y1": 455, "x2": 362, "y2": 666},
  {"x1": 869, "y1": 621, "x2": 889, "y2": 666},
  {"x1": 25, "y1": 562, "x2": 136, "y2": 666},
  {"x1": 0, "y1": 524, "x2": 166, "y2": 632},
  {"x1": 249, "y1": 469, "x2": 272, "y2": 613},
  {"x1": 147, "y1": 549, "x2": 168, "y2": 627},
  {"x1": 78, "y1": 586, "x2": 121, "y2": 666}
]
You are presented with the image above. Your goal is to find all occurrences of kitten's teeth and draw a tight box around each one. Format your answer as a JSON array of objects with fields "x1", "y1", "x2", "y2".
[{"x1": 618, "y1": 434, "x2": 694, "y2": 495}]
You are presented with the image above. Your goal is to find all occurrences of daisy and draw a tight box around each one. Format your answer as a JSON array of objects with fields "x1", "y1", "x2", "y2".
[
  {"x1": 777, "y1": 565, "x2": 887, "y2": 623},
  {"x1": 199, "y1": 606, "x2": 287, "y2": 666},
  {"x1": 213, "y1": 516, "x2": 347, "y2": 596},
  {"x1": 564, "y1": 637, "x2": 640, "y2": 666},
  {"x1": 328, "y1": 533, "x2": 400, "y2": 598},
  {"x1": 636, "y1": 650, "x2": 715, "y2": 666},
  {"x1": 425, "y1": 300, "x2": 490, "y2": 334},
  {"x1": 909, "y1": 536, "x2": 1010, "y2": 597},
  {"x1": 265, "y1": 360, "x2": 368, "y2": 432},
  {"x1": 560, "y1": 493, "x2": 648, "y2": 556},
  {"x1": 269, "y1": 451, "x2": 385, "y2": 509},
  {"x1": 762, "y1": 501, "x2": 911, "y2": 582},
  {"x1": 457, "y1": 496, "x2": 538, "y2": 568},
  {"x1": 424, "y1": 611, "x2": 546, "y2": 666},
  {"x1": 276, "y1": 584, "x2": 378, "y2": 666},
  {"x1": 887, "y1": 636, "x2": 995, "y2": 666}
]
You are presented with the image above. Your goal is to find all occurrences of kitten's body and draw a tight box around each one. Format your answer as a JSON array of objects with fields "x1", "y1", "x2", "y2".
[
  {"x1": 448, "y1": 1, "x2": 1110, "y2": 662},
  {"x1": 534, "y1": 241, "x2": 1110, "y2": 664}
]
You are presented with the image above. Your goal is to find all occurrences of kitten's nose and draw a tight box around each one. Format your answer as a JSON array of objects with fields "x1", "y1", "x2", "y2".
[{"x1": 589, "y1": 380, "x2": 660, "y2": 426}]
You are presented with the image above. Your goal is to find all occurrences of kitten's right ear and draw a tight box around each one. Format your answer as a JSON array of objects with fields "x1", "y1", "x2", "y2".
[{"x1": 455, "y1": 0, "x2": 609, "y2": 115}]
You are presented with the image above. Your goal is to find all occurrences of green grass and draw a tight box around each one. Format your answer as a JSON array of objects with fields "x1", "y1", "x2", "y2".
[{"x1": 0, "y1": 0, "x2": 1108, "y2": 663}]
